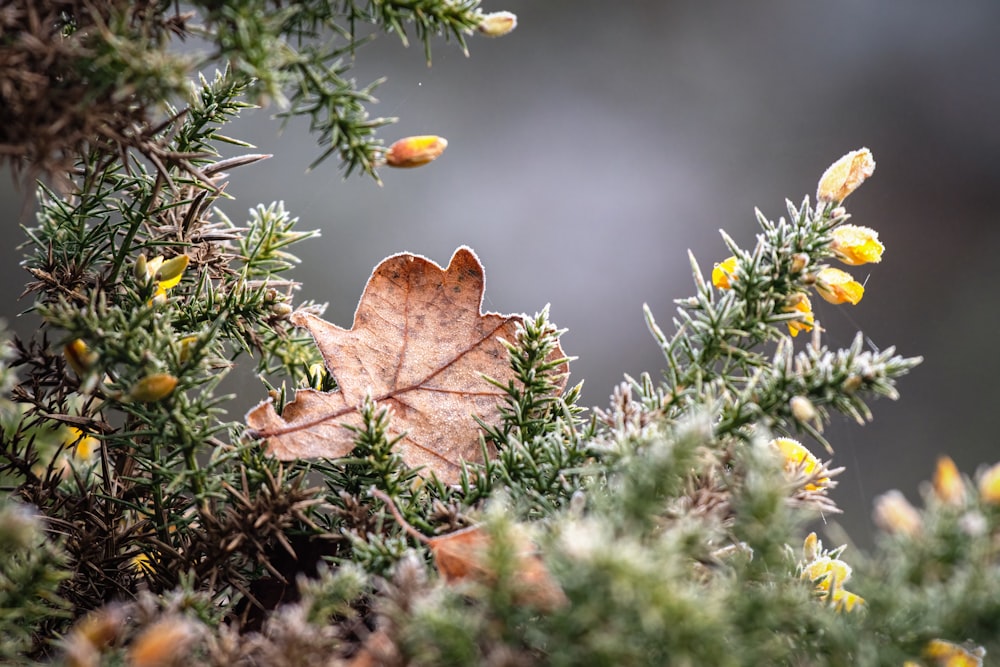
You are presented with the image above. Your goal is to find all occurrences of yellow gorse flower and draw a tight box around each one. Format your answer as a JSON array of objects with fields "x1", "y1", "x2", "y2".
[
  {"x1": 64, "y1": 427, "x2": 99, "y2": 462},
  {"x1": 711, "y1": 256, "x2": 738, "y2": 290},
  {"x1": 799, "y1": 532, "x2": 864, "y2": 613},
  {"x1": 138, "y1": 253, "x2": 190, "y2": 304},
  {"x1": 771, "y1": 437, "x2": 828, "y2": 491},
  {"x1": 815, "y1": 267, "x2": 864, "y2": 305},
  {"x1": 830, "y1": 224, "x2": 884, "y2": 265}
]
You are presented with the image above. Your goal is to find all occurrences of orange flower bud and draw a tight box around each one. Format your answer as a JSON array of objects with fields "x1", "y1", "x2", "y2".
[
  {"x1": 815, "y1": 268, "x2": 864, "y2": 305},
  {"x1": 385, "y1": 135, "x2": 448, "y2": 168},
  {"x1": 830, "y1": 225, "x2": 884, "y2": 266},
  {"x1": 477, "y1": 11, "x2": 517, "y2": 37},
  {"x1": 873, "y1": 490, "x2": 922, "y2": 537},
  {"x1": 127, "y1": 373, "x2": 178, "y2": 402},
  {"x1": 816, "y1": 148, "x2": 876, "y2": 203},
  {"x1": 932, "y1": 455, "x2": 965, "y2": 505},
  {"x1": 128, "y1": 617, "x2": 196, "y2": 667},
  {"x1": 711, "y1": 256, "x2": 738, "y2": 289}
]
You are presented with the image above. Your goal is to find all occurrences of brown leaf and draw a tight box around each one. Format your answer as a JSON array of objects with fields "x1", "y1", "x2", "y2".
[
  {"x1": 428, "y1": 525, "x2": 569, "y2": 612},
  {"x1": 246, "y1": 247, "x2": 567, "y2": 484}
]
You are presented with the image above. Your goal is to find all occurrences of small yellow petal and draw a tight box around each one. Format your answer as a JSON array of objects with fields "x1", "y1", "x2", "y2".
[
  {"x1": 144, "y1": 256, "x2": 165, "y2": 279},
  {"x1": 803, "y1": 556, "x2": 852, "y2": 591},
  {"x1": 933, "y1": 456, "x2": 966, "y2": 505},
  {"x1": 153, "y1": 254, "x2": 189, "y2": 290},
  {"x1": 831, "y1": 225, "x2": 884, "y2": 265},
  {"x1": 712, "y1": 256, "x2": 738, "y2": 290},
  {"x1": 830, "y1": 587, "x2": 865, "y2": 612},
  {"x1": 784, "y1": 293, "x2": 814, "y2": 337},
  {"x1": 385, "y1": 135, "x2": 448, "y2": 168},
  {"x1": 815, "y1": 267, "x2": 864, "y2": 305},
  {"x1": 816, "y1": 148, "x2": 876, "y2": 203}
]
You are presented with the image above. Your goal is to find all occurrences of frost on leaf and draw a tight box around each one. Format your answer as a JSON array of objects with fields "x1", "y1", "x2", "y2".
[{"x1": 245, "y1": 247, "x2": 568, "y2": 484}]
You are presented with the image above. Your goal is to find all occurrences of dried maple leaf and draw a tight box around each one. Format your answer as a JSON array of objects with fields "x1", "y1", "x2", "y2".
[{"x1": 246, "y1": 247, "x2": 567, "y2": 484}]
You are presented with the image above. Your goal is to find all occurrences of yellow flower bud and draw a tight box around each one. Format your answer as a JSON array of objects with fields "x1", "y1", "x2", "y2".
[
  {"x1": 802, "y1": 532, "x2": 819, "y2": 561},
  {"x1": 830, "y1": 225, "x2": 884, "y2": 266},
  {"x1": 64, "y1": 339, "x2": 98, "y2": 376},
  {"x1": 841, "y1": 374, "x2": 863, "y2": 393},
  {"x1": 790, "y1": 253, "x2": 809, "y2": 274},
  {"x1": 815, "y1": 267, "x2": 864, "y2": 305},
  {"x1": 153, "y1": 254, "x2": 189, "y2": 290},
  {"x1": 385, "y1": 135, "x2": 448, "y2": 168},
  {"x1": 477, "y1": 11, "x2": 517, "y2": 37},
  {"x1": 873, "y1": 490, "x2": 922, "y2": 537},
  {"x1": 816, "y1": 148, "x2": 876, "y2": 203},
  {"x1": 127, "y1": 373, "x2": 178, "y2": 402},
  {"x1": 932, "y1": 455, "x2": 965, "y2": 505},
  {"x1": 178, "y1": 336, "x2": 199, "y2": 364},
  {"x1": 977, "y1": 462, "x2": 1000, "y2": 504},
  {"x1": 711, "y1": 256, "x2": 738, "y2": 289}
]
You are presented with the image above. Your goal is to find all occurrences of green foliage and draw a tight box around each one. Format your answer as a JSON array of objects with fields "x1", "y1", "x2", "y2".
[
  {"x1": 0, "y1": 0, "x2": 490, "y2": 182},
  {"x1": 0, "y1": 499, "x2": 72, "y2": 662},
  {"x1": 2, "y1": 2, "x2": 997, "y2": 666}
]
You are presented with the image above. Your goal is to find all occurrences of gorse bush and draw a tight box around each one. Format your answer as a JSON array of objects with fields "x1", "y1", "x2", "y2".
[{"x1": 1, "y1": 2, "x2": 997, "y2": 666}]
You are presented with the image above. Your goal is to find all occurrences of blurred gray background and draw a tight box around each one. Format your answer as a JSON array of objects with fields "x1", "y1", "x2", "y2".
[{"x1": 3, "y1": 1, "x2": 999, "y2": 544}]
